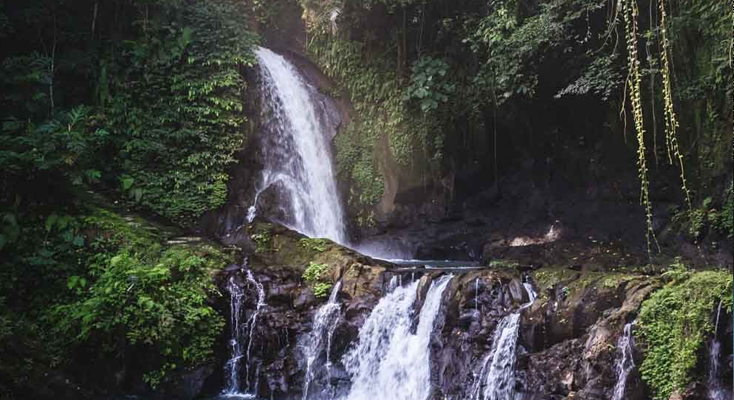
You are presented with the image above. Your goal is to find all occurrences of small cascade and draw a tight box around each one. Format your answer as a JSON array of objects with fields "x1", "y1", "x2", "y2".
[
  {"x1": 223, "y1": 276, "x2": 246, "y2": 395},
  {"x1": 475, "y1": 278, "x2": 480, "y2": 311},
  {"x1": 522, "y1": 282, "x2": 536, "y2": 304},
  {"x1": 244, "y1": 269, "x2": 267, "y2": 392},
  {"x1": 471, "y1": 282, "x2": 537, "y2": 400},
  {"x1": 253, "y1": 47, "x2": 347, "y2": 244},
  {"x1": 470, "y1": 313, "x2": 522, "y2": 400},
  {"x1": 611, "y1": 322, "x2": 636, "y2": 400},
  {"x1": 343, "y1": 275, "x2": 453, "y2": 400},
  {"x1": 707, "y1": 300, "x2": 731, "y2": 400},
  {"x1": 302, "y1": 281, "x2": 343, "y2": 400}
]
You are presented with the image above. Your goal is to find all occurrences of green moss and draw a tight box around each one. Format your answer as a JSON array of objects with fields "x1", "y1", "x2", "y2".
[
  {"x1": 306, "y1": 32, "x2": 444, "y2": 225},
  {"x1": 531, "y1": 267, "x2": 580, "y2": 292},
  {"x1": 489, "y1": 259, "x2": 520, "y2": 269},
  {"x1": 636, "y1": 269, "x2": 733, "y2": 399}
]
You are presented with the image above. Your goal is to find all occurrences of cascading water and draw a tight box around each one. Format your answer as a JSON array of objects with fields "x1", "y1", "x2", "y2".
[
  {"x1": 471, "y1": 313, "x2": 522, "y2": 400},
  {"x1": 475, "y1": 278, "x2": 480, "y2": 311},
  {"x1": 471, "y1": 282, "x2": 537, "y2": 400},
  {"x1": 244, "y1": 270, "x2": 266, "y2": 392},
  {"x1": 223, "y1": 276, "x2": 246, "y2": 395},
  {"x1": 707, "y1": 300, "x2": 731, "y2": 400},
  {"x1": 522, "y1": 282, "x2": 536, "y2": 304},
  {"x1": 252, "y1": 47, "x2": 346, "y2": 244},
  {"x1": 611, "y1": 322, "x2": 636, "y2": 400},
  {"x1": 302, "y1": 281, "x2": 343, "y2": 400},
  {"x1": 343, "y1": 275, "x2": 453, "y2": 400}
]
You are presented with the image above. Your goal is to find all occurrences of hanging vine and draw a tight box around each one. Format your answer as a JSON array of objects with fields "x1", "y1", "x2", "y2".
[
  {"x1": 657, "y1": 0, "x2": 691, "y2": 210},
  {"x1": 621, "y1": 0, "x2": 659, "y2": 254}
]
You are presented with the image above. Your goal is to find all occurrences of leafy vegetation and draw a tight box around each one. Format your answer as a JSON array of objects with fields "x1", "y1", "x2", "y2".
[
  {"x1": 0, "y1": 0, "x2": 254, "y2": 394},
  {"x1": 303, "y1": 261, "x2": 333, "y2": 298},
  {"x1": 636, "y1": 267, "x2": 733, "y2": 399},
  {"x1": 300, "y1": 237, "x2": 331, "y2": 253},
  {"x1": 52, "y1": 209, "x2": 230, "y2": 387}
]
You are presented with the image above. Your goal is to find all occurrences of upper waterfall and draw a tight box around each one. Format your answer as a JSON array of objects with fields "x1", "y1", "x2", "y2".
[{"x1": 253, "y1": 47, "x2": 347, "y2": 244}]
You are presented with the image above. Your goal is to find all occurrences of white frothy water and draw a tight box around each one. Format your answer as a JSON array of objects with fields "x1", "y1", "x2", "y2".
[
  {"x1": 244, "y1": 270, "x2": 266, "y2": 392},
  {"x1": 342, "y1": 275, "x2": 453, "y2": 400},
  {"x1": 471, "y1": 282, "x2": 537, "y2": 400},
  {"x1": 223, "y1": 276, "x2": 247, "y2": 395},
  {"x1": 611, "y1": 322, "x2": 636, "y2": 400},
  {"x1": 302, "y1": 281, "x2": 343, "y2": 400},
  {"x1": 253, "y1": 47, "x2": 346, "y2": 244}
]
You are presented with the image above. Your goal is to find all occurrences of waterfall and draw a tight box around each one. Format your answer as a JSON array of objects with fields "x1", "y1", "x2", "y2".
[
  {"x1": 223, "y1": 276, "x2": 246, "y2": 395},
  {"x1": 707, "y1": 300, "x2": 731, "y2": 400},
  {"x1": 302, "y1": 281, "x2": 343, "y2": 400},
  {"x1": 522, "y1": 282, "x2": 536, "y2": 304},
  {"x1": 611, "y1": 322, "x2": 636, "y2": 400},
  {"x1": 343, "y1": 275, "x2": 453, "y2": 400},
  {"x1": 470, "y1": 313, "x2": 522, "y2": 400},
  {"x1": 244, "y1": 270, "x2": 266, "y2": 392},
  {"x1": 252, "y1": 47, "x2": 347, "y2": 244},
  {"x1": 475, "y1": 278, "x2": 480, "y2": 311},
  {"x1": 471, "y1": 282, "x2": 537, "y2": 400}
]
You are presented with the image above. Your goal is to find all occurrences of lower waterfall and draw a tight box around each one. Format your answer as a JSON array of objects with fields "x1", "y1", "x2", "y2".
[
  {"x1": 707, "y1": 300, "x2": 731, "y2": 400},
  {"x1": 471, "y1": 283, "x2": 537, "y2": 400},
  {"x1": 302, "y1": 281, "x2": 343, "y2": 400},
  {"x1": 611, "y1": 322, "x2": 636, "y2": 400},
  {"x1": 342, "y1": 275, "x2": 453, "y2": 400},
  {"x1": 223, "y1": 275, "x2": 246, "y2": 395},
  {"x1": 222, "y1": 266, "x2": 267, "y2": 397}
]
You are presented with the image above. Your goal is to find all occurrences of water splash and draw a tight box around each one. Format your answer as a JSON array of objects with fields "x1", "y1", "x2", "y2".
[
  {"x1": 343, "y1": 275, "x2": 453, "y2": 400},
  {"x1": 253, "y1": 47, "x2": 346, "y2": 244},
  {"x1": 302, "y1": 281, "x2": 343, "y2": 400},
  {"x1": 611, "y1": 322, "x2": 636, "y2": 400}
]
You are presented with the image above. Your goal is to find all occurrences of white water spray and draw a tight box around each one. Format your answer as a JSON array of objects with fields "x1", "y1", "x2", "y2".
[
  {"x1": 252, "y1": 47, "x2": 346, "y2": 244},
  {"x1": 343, "y1": 275, "x2": 453, "y2": 400}
]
